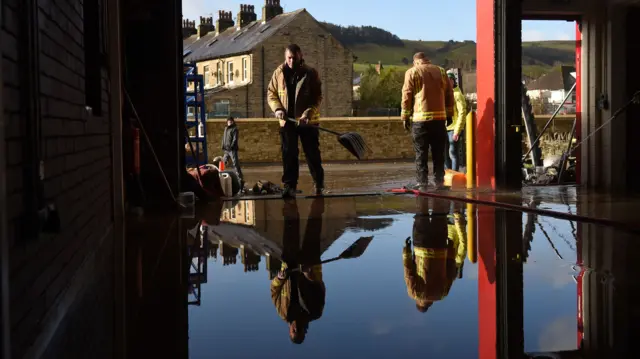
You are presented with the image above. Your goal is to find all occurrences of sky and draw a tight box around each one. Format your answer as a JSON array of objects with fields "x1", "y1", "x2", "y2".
[{"x1": 182, "y1": 0, "x2": 576, "y2": 42}]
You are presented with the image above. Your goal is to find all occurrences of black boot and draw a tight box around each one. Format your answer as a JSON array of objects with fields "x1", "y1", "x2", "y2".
[{"x1": 282, "y1": 184, "x2": 297, "y2": 198}]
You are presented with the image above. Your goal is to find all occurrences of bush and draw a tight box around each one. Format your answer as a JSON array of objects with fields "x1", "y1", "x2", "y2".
[{"x1": 357, "y1": 67, "x2": 405, "y2": 109}]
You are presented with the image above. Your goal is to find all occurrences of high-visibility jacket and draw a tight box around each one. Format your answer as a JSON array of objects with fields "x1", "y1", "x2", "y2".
[
  {"x1": 447, "y1": 212, "x2": 467, "y2": 267},
  {"x1": 267, "y1": 63, "x2": 322, "y2": 124},
  {"x1": 446, "y1": 87, "x2": 467, "y2": 135},
  {"x1": 271, "y1": 263, "x2": 325, "y2": 323},
  {"x1": 403, "y1": 214, "x2": 467, "y2": 306},
  {"x1": 401, "y1": 63, "x2": 455, "y2": 122}
]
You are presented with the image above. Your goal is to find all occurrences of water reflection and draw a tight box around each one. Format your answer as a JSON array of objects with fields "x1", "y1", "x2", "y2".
[
  {"x1": 404, "y1": 197, "x2": 467, "y2": 312},
  {"x1": 149, "y1": 195, "x2": 640, "y2": 359},
  {"x1": 272, "y1": 198, "x2": 326, "y2": 344}
]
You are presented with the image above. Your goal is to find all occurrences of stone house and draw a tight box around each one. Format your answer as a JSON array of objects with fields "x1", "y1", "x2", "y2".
[{"x1": 182, "y1": 0, "x2": 354, "y2": 119}]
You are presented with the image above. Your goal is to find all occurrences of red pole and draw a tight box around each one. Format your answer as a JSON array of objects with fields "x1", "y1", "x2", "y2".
[
  {"x1": 477, "y1": 1, "x2": 497, "y2": 356},
  {"x1": 575, "y1": 23, "x2": 582, "y2": 184},
  {"x1": 476, "y1": 0, "x2": 496, "y2": 191},
  {"x1": 478, "y1": 205, "x2": 497, "y2": 359}
]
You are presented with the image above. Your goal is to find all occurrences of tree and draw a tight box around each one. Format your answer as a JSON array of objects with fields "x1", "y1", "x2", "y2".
[{"x1": 358, "y1": 67, "x2": 405, "y2": 109}]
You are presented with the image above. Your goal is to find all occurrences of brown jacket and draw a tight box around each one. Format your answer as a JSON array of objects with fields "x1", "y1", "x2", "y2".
[
  {"x1": 271, "y1": 265, "x2": 325, "y2": 323},
  {"x1": 403, "y1": 242, "x2": 459, "y2": 304},
  {"x1": 401, "y1": 63, "x2": 454, "y2": 122},
  {"x1": 267, "y1": 63, "x2": 323, "y2": 124}
]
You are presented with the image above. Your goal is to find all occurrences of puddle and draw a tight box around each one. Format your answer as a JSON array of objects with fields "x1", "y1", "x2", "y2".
[{"x1": 172, "y1": 195, "x2": 639, "y2": 358}]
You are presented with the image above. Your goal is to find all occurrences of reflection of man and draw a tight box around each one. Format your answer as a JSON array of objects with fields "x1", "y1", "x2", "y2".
[
  {"x1": 271, "y1": 198, "x2": 326, "y2": 344},
  {"x1": 403, "y1": 197, "x2": 466, "y2": 312}
]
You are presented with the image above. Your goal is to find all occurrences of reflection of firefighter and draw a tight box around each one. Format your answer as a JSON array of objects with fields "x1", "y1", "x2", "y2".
[
  {"x1": 403, "y1": 197, "x2": 466, "y2": 312},
  {"x1": 271, "y1": 198, "x2": 326, "y2": 344}
]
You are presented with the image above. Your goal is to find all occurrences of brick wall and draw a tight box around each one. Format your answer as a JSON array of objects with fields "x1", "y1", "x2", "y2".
[
  {"x1": 206, "y1": 117, "x2": 415, "y2": 163},
  {"x1": 2, "y1": 0, "x2": 115, "y2": 357}
]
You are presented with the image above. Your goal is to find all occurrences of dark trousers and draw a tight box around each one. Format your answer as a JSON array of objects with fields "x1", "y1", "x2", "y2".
[
  {"x1": 280, "y1": 123, "x2": 324, "y2": 188},
  {"x1": 222, "y1": 150, "x2": 243, "y2": 180},
  {"x1": 412, "y1": 120, "x2": 447, "y2": 185}
]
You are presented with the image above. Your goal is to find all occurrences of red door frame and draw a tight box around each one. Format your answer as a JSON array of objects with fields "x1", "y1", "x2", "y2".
[
  {"x1": 575, "y1": 23, "x2": 582, "y2": 185},
  {"x1": 477, "y1": 0, "x2": 497, "y2": 357}
]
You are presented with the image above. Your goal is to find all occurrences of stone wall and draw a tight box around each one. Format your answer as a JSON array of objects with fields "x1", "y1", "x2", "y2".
[
  {"x1": 205, "y1": 115, "x2": 578, "y2": 164},
  {"x1": 206, "y1": 117, "x2": 416, "y2": 163}
]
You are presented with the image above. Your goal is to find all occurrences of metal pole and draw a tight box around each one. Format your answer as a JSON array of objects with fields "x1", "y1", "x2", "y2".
[
  {"x1": 558, "y1": 118, "x2": 577, "y2": 184},
  {"x1": 466, "y1": 111, "x2": 475, "y2": 188},
  {"x1": 522, "y1": 82, "x2": 576, "y2": 162}
]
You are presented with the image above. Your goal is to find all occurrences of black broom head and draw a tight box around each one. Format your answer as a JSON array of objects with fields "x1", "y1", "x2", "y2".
[{"x1": 338, "y1": 132, "x2": 370, "y2": 160}]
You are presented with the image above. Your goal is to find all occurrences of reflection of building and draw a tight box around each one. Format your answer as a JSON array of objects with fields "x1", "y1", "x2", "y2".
[
  {"x1": 221, "y1": 200, "x2": 255, "y2": 225},
  {"x1": 214, "y1": 198, "x2": 387, "y2": 279},
  {"x1": 186, "y1": 224, "x2": 209, "y2": 306}
]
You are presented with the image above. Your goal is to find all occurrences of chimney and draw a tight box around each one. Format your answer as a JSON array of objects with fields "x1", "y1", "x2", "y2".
[
  {"x1": 197, "y1": 16, "x2": 215, "y2": 38},
  {"x1": 237, "y1": 4, "x2": 257, "y2": 28},
  {"x1": 262, "y1": 0, "x2": 283, "y2": 22},
  {"x1": 216, "y1": 10, "x2": 235, "y2": 35},
  {"x1": 182, "y1": 18, "x2": 197, "y2": 38}
]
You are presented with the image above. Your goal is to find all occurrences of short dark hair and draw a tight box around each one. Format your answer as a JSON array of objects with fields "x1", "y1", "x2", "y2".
[
  {"x1": 285, "y1": 44, "x2": 301, "y2": 54},
  {"x1": 227, "y1": 116, "x2": 234, "y2": 121},
  {"x1": 413, "y1": 52, "x2": 426, "y2": 61}
]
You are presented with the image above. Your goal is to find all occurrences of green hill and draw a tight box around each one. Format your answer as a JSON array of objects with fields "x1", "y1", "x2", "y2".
[{"x1": 320, "y1": 22, "x2": 576, "y2": 81}]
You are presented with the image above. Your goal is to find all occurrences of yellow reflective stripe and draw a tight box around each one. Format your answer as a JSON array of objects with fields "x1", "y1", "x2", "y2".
[
  {"x1": 415, "y1": 247, "x2": 448, "y2": 259},
  {"x1": 413, "y1": 111, "x2": 447, "y2": 117},
  {"x1": 401, "y1": 110, "x2": 412, "y2": 115}
]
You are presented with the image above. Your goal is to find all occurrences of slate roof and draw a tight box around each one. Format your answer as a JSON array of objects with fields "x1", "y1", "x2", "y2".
[{"x1": 183, "y1": 9, "x2": 305, "y2": 63}]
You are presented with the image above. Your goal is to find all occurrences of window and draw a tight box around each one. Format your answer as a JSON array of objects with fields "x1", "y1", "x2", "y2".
[
  {"x1": 83, "y1": 0, "x2": 105, "y2": 116},
  {"x1": 211, "y1": 100, "x2": 230, "y2": 117},
  {"x1": 216, "y1": 63, "x2": 222, "y2": 85},
  {"x1": 227, "y1": 62, "x2": 234, "y2": 83},
  {"x1": 242, "y1": 58, "x2": 248, "y2": 81},
  {"x1": 203, "y1": 65, "x2": 210, "y2": 86}
]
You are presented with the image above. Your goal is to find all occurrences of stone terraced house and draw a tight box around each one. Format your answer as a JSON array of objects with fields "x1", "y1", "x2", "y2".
[{"x1": 182, "y1": 0, "x2": 354, "y2": 119}]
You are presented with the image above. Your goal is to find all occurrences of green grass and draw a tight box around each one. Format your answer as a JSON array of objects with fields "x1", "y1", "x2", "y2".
[{"x1": 351, "y1": 40, "x2": 575, "y2": 79}]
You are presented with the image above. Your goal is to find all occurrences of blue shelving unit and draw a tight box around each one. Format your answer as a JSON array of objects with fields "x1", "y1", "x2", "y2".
[{"x1": 184, "y1": 62, "x2": 208, "y2": 166}]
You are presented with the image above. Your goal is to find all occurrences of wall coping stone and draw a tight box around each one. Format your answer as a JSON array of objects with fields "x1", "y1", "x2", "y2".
[{"x1": 205, "y1": 114, "x2": 576, "y2": 123}]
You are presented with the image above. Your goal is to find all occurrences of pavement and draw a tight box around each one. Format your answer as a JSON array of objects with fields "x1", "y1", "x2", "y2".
[{"x1": 238, "y1": 161, "x2": 640, "y2": 231}]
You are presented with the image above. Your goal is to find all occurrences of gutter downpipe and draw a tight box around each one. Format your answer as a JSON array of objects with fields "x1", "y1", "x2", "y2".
[{"x1": 261, "y1": 46, "x2": 266, "y2": 118}]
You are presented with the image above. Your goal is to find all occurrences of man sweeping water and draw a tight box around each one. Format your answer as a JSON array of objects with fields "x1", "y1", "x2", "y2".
[
  {"x1": 267, "y1": 44, "x2": 325, "y2": 198},
  {"x1": 401, "y1": 52, "x2": 455, "y2": 191}
]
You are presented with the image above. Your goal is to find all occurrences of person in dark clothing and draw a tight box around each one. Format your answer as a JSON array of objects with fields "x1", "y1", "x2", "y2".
[
  {"x1": 271, "y1": 198, "x2": 325, "y2": 344},
  {"x1": 267, "y1": 44, "x2": 324, "y2": 198},
  {"x1": 221, "y1": 116, "x2": 243, "y2": 183}
]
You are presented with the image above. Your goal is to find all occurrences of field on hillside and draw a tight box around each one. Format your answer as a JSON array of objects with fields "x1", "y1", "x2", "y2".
[{"x1": 351, "y1": 40, "x2": 575, "y2": 80}]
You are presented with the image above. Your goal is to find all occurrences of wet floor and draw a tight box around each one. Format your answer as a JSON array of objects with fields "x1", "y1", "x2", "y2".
[{"x1": 126, "y1": 193, "x2": 640, "y2": 358}]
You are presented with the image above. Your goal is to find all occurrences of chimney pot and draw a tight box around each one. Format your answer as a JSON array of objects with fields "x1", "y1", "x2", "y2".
[
  {"x1": 216, "y1": 10, "x2": 235, "y2": 34},
  {"x1": 237, "y1": 3, "x2": 258, "y2": 28},
  {"x1": 262, "y1": 0, "x2": 283, "y2": 22}
]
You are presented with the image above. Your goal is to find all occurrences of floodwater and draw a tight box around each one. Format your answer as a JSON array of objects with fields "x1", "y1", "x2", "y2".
[{"x1": 125, "y1": 193, "x2": 640, "y2": 358}]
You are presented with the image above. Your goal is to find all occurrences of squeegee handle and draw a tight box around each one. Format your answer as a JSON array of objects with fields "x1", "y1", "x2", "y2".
[{"x1": 285, "y1": 117, "x2": 342, "y2": 136}]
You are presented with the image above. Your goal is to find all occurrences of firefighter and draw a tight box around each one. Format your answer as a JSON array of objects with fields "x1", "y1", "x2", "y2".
[
  {"x1": 271, "y1": 198, "x2": 326, "y2": 344},
  {"x1": 445, "y1": 71, "x2": 467, "y2": 172},
  {"x1": 401, "y1": 52, "x2": 455, "y2": 190},
  {"x1": 403, "y1": 197, "x2": 466, "y2": 312},
  {"x1": 267, "y1": 44, "x2": 324, "y2": 198}
]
